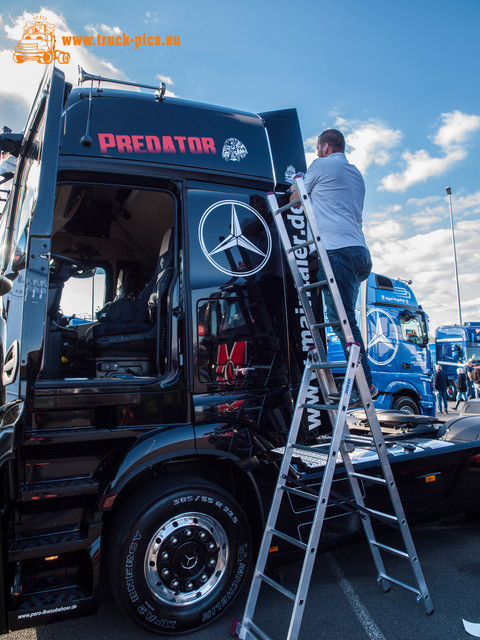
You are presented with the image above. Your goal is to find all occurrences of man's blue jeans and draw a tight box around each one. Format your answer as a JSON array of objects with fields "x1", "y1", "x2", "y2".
[
  {"x1": 435, "y1": 390, "x2": 448, "y2": 412},
  {"x1": 318, "y1": 245, "x2": 373, "y2": 387}
]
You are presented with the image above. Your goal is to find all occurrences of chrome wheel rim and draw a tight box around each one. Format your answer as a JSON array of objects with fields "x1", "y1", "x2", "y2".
[{"x1": 144, "y1": 512, "x2": 229, "y2": 606}]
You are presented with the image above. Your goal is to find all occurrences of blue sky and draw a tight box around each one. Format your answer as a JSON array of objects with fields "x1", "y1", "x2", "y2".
[{"x1": 1, "y1": 0, "x2": 479, "y2": 334}]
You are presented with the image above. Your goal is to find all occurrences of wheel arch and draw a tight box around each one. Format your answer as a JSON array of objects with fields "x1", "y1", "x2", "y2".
[{"x1": 101, "y1": 450, "x2": 266, "y2": 548}]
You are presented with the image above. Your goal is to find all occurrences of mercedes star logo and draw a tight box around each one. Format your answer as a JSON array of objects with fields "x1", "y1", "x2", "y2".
[
  {"x1": 199, "y1": 200, "x2": 272, "y2": 277},
  {"x1": 181, "y1": 553, "x2": 198, "y2": 570},
  {"x1": 366, "y1": 308, "x2": 399, "y2": 366}
]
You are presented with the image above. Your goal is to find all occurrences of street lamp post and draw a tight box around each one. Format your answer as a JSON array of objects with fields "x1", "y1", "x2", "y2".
[{"x1": 445, "y1": 186, "x2": 462, "y2": 325}]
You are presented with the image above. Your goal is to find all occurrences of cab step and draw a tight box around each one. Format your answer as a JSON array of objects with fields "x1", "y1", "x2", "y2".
[{"x1": 9, "y1": 523, "x2": 102, "y2": 561}]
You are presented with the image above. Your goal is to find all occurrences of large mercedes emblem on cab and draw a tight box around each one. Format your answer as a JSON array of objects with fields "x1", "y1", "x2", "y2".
[{"x1": 198, "y1": 200, "x2": 272, "y2": 277}]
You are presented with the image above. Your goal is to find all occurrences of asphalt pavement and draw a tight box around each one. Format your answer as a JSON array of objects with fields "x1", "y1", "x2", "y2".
[{"x1": 3, "y1": 402, "x2": 479, "y2": 640}]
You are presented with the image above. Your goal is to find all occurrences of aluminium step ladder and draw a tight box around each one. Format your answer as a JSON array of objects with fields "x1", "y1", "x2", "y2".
[{"x1": 235, "y1": 177, "x2": 433, "y2": 640}]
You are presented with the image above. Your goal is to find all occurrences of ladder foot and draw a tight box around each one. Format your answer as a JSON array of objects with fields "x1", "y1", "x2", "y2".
[
  {"x1": 377, "y1": 575, "x2": 391, "y2": 592},
  {"x1": 417, "y1": 594, "x2": 434, "y2": 615}
]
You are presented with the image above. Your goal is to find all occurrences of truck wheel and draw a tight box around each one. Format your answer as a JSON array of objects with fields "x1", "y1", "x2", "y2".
[
  {"x1": 107, "y1": 477, "x2": 251, "y2": 634},
  {"x1": 392, "y1": 396, "x2": 420, "y2": 414},
  {"x1": 446, "y1": 381, "x2": 457, "y2": 402}
]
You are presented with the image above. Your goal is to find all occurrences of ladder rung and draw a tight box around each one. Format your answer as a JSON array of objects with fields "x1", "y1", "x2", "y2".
[
  {"x1": 290, "y1": 442, "x2": 328, "y2": 453},
  {"x1": 350, "y1": 472, "x2": 387, "y2": 485},
  {"x1": 258, "y1": 571, "x2": 296, "y2": 600},
  {"x1": 378, "y1": 573, "x2": 421, "y2": 596},
  {"x1": 287, "y1": 238, "x2": 315, "y2": 252},
  {"x1": 269, "y1": 528, "x2": 308, "y2": 550},
  {"x1": 312, "y1": 321, "x2": 342, "y2": 329},
  {"x1": 371, "y1": 540, "x2": 409, "y2": 559},
  {"x1": 282, "y1": 485, "x2": 319, "y2": 501},
  {"x1": 309, "y1": 361, "x2": 347, "y2": 369},
  {"x1": 299, "y1": 280, "x2": 328, "y2": 292},
  {"x1": 344, "y1": 435, "x2": 374, "y2": 445},
  {"x1": 242, "y1": 619, "x2": 275, "y2": 640},
  {"x1": 364, "y1": 507, "x2": 398, "y2": 523},
  {"x1": 273, "y1": 199, "x2": 301, "y2": 215},
  {"x1": 300, "y1": 402, "x2": 340, "y2": 411}
]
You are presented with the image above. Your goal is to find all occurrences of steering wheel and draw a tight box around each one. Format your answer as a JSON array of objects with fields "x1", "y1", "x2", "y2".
[{"x1": 50, "y1": 253, "x2": 89, "y2": 279}]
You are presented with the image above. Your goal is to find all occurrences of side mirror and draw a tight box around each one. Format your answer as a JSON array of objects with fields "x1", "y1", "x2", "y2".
[
  {"x1": 0, "y1": 274, "x2": 12, "y2": 296},
  {"x1": 0, "y1": 130, "x2": 23, "y2": 157}
]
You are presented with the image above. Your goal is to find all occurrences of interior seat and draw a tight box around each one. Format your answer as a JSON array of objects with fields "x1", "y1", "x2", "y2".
[{"x1": 85, "y1": 228, "x2": 174, "y2": 352}]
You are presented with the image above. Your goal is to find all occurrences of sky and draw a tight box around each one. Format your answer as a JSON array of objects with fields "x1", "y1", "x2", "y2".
[{"x1": 0, "y1": 0, "x2": 479, "y2": 337}]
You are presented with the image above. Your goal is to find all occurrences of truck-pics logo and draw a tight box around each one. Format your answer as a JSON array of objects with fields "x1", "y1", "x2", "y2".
[
  {"x1": 13, "y1": 16, "x2": 70, "y2": 64},
  {"x1": 199, "y1": 200, "x2": 272, "y2": 277},
  {"x1": 366, "y1": 308, "x2": 399, "y2": 366}
]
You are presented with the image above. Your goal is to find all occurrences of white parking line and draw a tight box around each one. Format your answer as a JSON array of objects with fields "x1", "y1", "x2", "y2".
[{"x1": 325, "y1": 553, "x2": 387, "y2": 640}]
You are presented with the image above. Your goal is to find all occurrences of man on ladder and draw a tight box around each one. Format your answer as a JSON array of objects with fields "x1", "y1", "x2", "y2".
[
  {"x1": 234, "y1": 128, "x2": 433, "y2": 640},
  {"x1": 290, "y1": 128, "x2": 378, "y2": 403}
]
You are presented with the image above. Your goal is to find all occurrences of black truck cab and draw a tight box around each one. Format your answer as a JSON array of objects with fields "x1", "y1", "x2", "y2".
[{"x1": 0, "y1": 65, "x2": 311, "y2": 634}]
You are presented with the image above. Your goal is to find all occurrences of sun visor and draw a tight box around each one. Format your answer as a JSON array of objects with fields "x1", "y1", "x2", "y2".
[{"x1": 260, "y1": 108, "x2": 307, "y2": 191}]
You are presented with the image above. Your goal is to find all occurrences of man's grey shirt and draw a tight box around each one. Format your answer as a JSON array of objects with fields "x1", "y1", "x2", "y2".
[{"x1": 302, "y1": 152, "x2": 367, "y2": 251}]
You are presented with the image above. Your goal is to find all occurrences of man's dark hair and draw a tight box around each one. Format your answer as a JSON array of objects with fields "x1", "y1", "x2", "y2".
[{"x1": 319, "y1": 129, "x2": 345, "y2": 153}]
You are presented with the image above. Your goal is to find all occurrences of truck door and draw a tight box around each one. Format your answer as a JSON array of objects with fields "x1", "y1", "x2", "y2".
[
  {"x1": 0, "y1": 64, "x2": 64, "y2": 636},
  {"x1": 1, "y1": 65, "x2": 65, "y2": 402},
  {"x1": 187, "y1": 185, "x2": 292, "y2": 442}
]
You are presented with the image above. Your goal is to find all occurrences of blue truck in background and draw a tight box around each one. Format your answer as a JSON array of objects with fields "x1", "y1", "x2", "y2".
[
  {"x1": 435, "y1": 322, "x2": 480, "y2": 399},
  {"x1": 328, "y1": 273, "x2": 434, "y2": 415}
]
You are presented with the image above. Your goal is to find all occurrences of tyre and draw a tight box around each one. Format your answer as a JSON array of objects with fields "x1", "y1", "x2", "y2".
[
  {"x1": 391, "y1": 395, "x2": 420, "y2": 414},
  {"x1": 107, "y1": 477, "x2": 252, "y2": 634},
  {"x1": 446, "y1": 380, "x2": 457, "y2": 402}
]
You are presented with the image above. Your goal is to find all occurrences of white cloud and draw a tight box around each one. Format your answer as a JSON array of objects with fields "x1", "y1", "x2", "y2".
[
  {"x1": 434, "y1": 110, "x2": 480, "y2": 149},
  {"x1": 303, "y1": 135, "x2": 317, "y2": 168},
  {"x1": 368, "y1": 220, "x2": 480, "y2": 335},
  {"x1": 303, "y1": 120, "x2": 403, "y2": 174},
  {"x1": 144, "y1": 11, "x2": 159, "y2": 24},
  {"x1": 380, "y1": 110, "x2": 480, "y2": 192},
  {"x1": 157, "y1": 74, "x2": 174, "y2": 86},
  {"x1": 449, "y1": 190, "x2": 480, "y2": 217},
  {"x1": 364, "y1": 219, "x2": 405, "y2": 243},
  {"x1": 380, "y1": 147, "x2": 466, "y2": 192},
  {"x1": 408, "y1": 203, "x2": 448, "y2": 231},
  {"x1": 85, "y1": 23, "x2": 122, "y2": 37},
  {"x1": 411, "y1": 213, "x2": 443, "y2": 229},
  {"x1": 407, "y1": 195, "x2": 442, "y2": 207},
  {"x1": 367, "y1": 204, "x2": 402, "y2": 221},
  {"x1": 339, "y1": 119, "x2": 403, "y2": 174}
]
